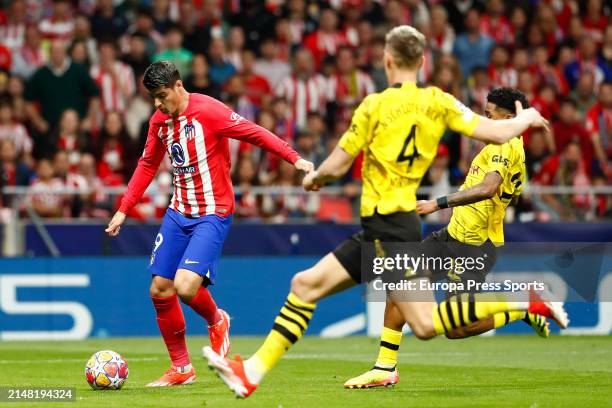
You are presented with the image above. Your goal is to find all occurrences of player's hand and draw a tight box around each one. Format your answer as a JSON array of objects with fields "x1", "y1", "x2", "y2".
[
  {"x1": 515, "y1": 101, "x2": 551, "y2": 133},
  {"x1": 105, "y1": 211, "x2": 126, "y2": 237},
  {"x1": 302, "y1": 170, "x2": 322, "y2": 192},
  {"x1": 294, "y1": 158, "x2": 315, "y2": 174},
  {"x1": 415, "y1": 199, "x2": 438, "y2": 215}
]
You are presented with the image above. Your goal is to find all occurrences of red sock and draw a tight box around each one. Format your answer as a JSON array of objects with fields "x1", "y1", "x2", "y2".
[
  {"x1": 152, "y1": 294, "x2": 190, "y2": 367},
  {"x1": 187, "y1": 286, "x2": 221, "y2": 326}
]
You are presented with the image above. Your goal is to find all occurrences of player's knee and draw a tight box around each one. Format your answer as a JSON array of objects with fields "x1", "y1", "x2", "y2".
[
  {"x1": 409, "y1": 319, "x2": 436, "y2": 340},
  {"x1": 149, "y1": 278, "x2": 175, "y2": 298},
  {"x1": 290, "y1": 270, "x2": 320, "y2": 303},
  {"x1": 174, "y1": 280, "x2": 197, "y2": 303}
]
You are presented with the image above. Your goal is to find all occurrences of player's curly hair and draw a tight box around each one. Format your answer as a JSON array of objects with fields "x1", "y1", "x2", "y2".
[
  {"x1": 486, "y1": 87, "x2": 529, "y2": 115},
  {"x1": 143, "y1": 61, "x2": 181, "y2": 90}
]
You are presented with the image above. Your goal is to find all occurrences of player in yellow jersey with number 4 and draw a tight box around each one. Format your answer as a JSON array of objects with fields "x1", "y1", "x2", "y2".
[{"x1": 203, "y1": 25, "x2": 565, "y2": 398}]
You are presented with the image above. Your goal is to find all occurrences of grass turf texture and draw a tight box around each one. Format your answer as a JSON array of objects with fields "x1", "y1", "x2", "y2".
[{"x1": 0, "y1": 336, "x2": 610, "y2": 408}]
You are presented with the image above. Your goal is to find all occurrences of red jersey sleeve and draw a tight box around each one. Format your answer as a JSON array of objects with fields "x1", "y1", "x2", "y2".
[
  {"x1": 205, "y1": 97, "x2": 301, "y2": 164},
  {"x1": 118, "y1": 120, "x2": 166, "y2": 214}
]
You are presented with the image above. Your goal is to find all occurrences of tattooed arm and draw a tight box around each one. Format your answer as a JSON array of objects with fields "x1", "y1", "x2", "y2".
[{"x1": 416, "y1": 172, "x2": 502, "y2": 215}]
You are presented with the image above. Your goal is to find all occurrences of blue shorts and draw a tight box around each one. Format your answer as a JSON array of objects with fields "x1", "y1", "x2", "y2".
[{"x1": 149, "y1": 208, "x2": 233, "y2": 284}]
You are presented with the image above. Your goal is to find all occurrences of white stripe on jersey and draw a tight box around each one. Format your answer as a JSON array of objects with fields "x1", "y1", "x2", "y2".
[
  {"x1": 178, "y1": 116, "x2": 200, "y2": 216},
  {"x1": 192, "y1": 119, "x2": 216, "y2": 215},
  {"x1": 166, "y1": 119, "x2": 185, "y2": 214}
]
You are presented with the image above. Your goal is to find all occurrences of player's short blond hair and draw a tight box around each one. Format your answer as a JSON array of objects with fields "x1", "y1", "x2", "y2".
[{"x1": 384, "y1": 25, "x2": 426, "y2": 69}]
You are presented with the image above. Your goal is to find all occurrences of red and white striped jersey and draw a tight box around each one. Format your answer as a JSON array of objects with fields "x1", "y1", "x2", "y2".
[
  {"x1": 90, "y1": 62, "x2": 136, "y2": 113},
  {"x1": 275, "y1": 74, "x2": 327, "y2": 129},
  {"x1": 119, "y1": 93, "x2": 301, "y2": 218}
]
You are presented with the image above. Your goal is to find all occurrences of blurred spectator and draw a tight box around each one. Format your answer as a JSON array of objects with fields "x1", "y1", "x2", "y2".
[
  {"x1": 0, "y1": 0, "x2": 27, "y2": 51},
  {"x1": 25, "y1": 40, "x2": 100, "y2": 136},
  {"x1": 38, "y1": 0, "x2": 74, "y2": 41},
  {"x1": 564, "y1": 34, "x2": 611, "y2": 90},
  {"x1": 11, "y1": 25, "x2": 46, "y2": 79},
  {"x1": 90, "y1": 40, "x2": 135, "y2": 114},
  {"x1": 253, "y1": 37, "x2": 291, "y2": 89},
  {"x1": 121, "y1": 7, "x2": 163, "y2": 60},
  {"x1": 284, "y1": 0, "x2": 317, "y2": 48},
  {"x1": 27, "y1": 158, "x2": 65, "y2": 218},
  {"x1": 94, "y1": 111, "x2": 136, "y2": 183},
  {"x1": 427, "y1": 5, "x2": 455, "y2": 55},
  {"x1": 303, "y1": 8, "x2": 347, "y2": 69},
  {"x1": 533, "y1": 142, "x2": 592, "y2": 221},
  {"x1": 366, "y1": 37, "x2": 387, "y2": 91},
  {"x1": 534, "y1": 4, "x2": 563, "y2": 54},
  {"x1": 525, "y1": 129, "x2": 550, "y2": 178},
  {"x1": 422, "y1": 144, "x2": 453, "y2": 223},
  {"x1": 122, "y1": 34, "x2": 151, "y2": 79},
  {"x1": 0, "y1": 99, "x2": 32, "y2": 165},
  {"x1": 238, "y1": 50, "x2": 270, "y2": 111},
  {"x1": 570, "y1": 72, "x2": 598, "y2": 118},
  {"x1": 89, "y1": 0, "x2": 128, "y2": 42},
  {"x1": 453, "y1": 8, "x2": 495, "y2": 78},
  {"x1": 125, "y1": 75, "x2": 154, "y2": 143},
  {"x1": 585, "y1": 81, "x2": 612, "y2": 177},
  {"x1": 508, "y1": 6, "x2": 528, "y2": 47},
  {"x1": 151, "y1": 0, "x2": 173, "y2": 34},
  {"x1": 582, "y1": 0, "x2": 607, "y2": 43},
  {"x1": 276, "y1": 48, "x2": 326, "y2": 129},
  {"x1": 0, "y1": 43, "x2": 12, "y2": 72},
  {"x1": 553, "y1": 98, "x2": 593, "y2": 164},
  {"x1": 6, "y1": 75, "x2": 27, "y2": 123},
  {"x1": 602, "y1": 25, "x2": 612, "y2": 67},
  {"x1": 479, "y1": 0, "x2": 510, "y2": 44},
  {"x1": 73, "y1": 14, "x2": 98, "y2": 63},
  {"x1": 54, "y1": 109, "x2": 87, "y2": 169},
  {"x1": 327, "y1": 46, "x2": 375, "y2": 123},
  {"x1": 488, "y1": 44, "x2": 517, "y2": 89},
  {"x1": 294, "y1": 128, "x2": 324, "y2": 167},
  {"x1": 184, "y1": 54, "x2": 221, "y2": 100},
  {"x1": 466, "y1": 66, "x2": 491, "y2": 110},
  {"x1": 234, "y1": 155, "x2": 260, "y2": 219},
  {"x1": 153, "y1": 23, "x2": 192, "y2": 78},
  {"x1": 229, "y1": 0, "x2": 275, "y2": 52},
  {"x1": 207, "y1": 37, "x2": 236, "y2": 87},
  {"x1": 69, "y1": 39, "x2": 91, "y2": 68},
  {"x1": 75, "y1": 152, "x2": 111, "y2": 218},
  {"x1": 223, "y1": 75, "x2": 257, "y2": 122},
  {"x1": 226, "y1": 26, "x2": 245, "y2": 72},
  {"x1": 0, "y1": 139, "x2": 31, "y2": 208}
]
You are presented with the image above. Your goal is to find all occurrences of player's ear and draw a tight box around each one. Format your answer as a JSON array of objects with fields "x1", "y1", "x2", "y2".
[{"x1": 416, "y1": 55, "x2": 425, "y2": 70}]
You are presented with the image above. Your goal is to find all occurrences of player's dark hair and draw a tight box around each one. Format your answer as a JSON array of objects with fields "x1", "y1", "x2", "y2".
[
  {"x1": 487, "y1": 87, "x2": 529, "y2": 115},
  {"x1": 143, "y1": 61, "x2": 181, "y2": 90}
]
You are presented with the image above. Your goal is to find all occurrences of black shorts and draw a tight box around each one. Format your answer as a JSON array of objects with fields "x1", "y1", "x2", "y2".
[
  {"x1": 422, "y1": 227, "x2": 497, "y2": 296},
  {"x1": 332, "y1": 211, "x2": 422, "y2": 283}
]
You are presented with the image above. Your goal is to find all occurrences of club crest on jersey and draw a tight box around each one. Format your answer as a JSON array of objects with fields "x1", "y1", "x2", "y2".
[
  {"x1": 171, "y1": 142, "x2": 186, "y2": 166},
  {"x1": 183, "y1": 123, "x2": 196, "y2": 140}
]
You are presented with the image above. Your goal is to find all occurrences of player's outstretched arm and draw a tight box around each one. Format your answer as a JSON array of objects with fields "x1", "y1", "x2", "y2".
[
  {"x1": 106, "y1": 121, "x2": 165, "y2": 237},
  {"x1": 472, "y1": 101, "x2": 550, "y2": 144},
  {"x1": 416, "y1": 172, "x2": 502, "y2": 215},
  {"x1": 303, "y1": 146, "x2": 354, "y2": 191}
]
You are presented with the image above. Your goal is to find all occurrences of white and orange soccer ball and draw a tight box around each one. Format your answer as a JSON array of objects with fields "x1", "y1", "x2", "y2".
[{"x1": 85, "y1": 350, "x2": 129, "y2": 390}]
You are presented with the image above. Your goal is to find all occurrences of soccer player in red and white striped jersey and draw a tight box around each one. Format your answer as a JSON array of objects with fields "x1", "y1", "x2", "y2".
[{"x1": 105, "y1": 61, "x2": 313, "y2": 387}]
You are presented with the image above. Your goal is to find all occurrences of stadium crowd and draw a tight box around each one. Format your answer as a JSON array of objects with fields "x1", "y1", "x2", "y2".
[{"x1": 0, "y1": 0, "x2": 611, "y2": 223}]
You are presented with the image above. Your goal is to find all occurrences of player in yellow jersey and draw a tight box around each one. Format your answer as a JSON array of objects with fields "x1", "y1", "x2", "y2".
[
  {"x1": 344, "y1": 87, "x2": 551, "y2": 390},
  {"x1": 203, "y1": 26, "x2": 565, "y2": 398}
]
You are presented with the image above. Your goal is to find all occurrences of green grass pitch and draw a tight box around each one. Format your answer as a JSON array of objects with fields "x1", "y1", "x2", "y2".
[{"x1": 0, "y1": 336, "x2": 610, "y2": 407}]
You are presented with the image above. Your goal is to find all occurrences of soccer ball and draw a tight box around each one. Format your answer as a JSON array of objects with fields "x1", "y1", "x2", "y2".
[{"x1": 85, "y1": 350, "x2": 129, "y2": 390}]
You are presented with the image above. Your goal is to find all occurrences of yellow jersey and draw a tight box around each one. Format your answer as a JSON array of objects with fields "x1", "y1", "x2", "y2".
[
  {"x1": 447, "y1": 136, "x2": 526, "y2": 245},
  {"x1": 338, "y1": 81, "x2": 480, "y2": 217}
]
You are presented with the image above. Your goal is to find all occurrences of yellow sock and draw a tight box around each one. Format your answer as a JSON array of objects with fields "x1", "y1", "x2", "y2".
[
  {"x1": 492, "y1": 311, "x2": 526, "y2": 329},
  {"x1": 433, "y1": 293, "x2": 528, "y2": 335},
  {"x1": 374, "y1": 327, "x2": 402, "y2": 368},
  {"x1": 245, "y1": 293, "x2": 315, "y2": 383}
]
